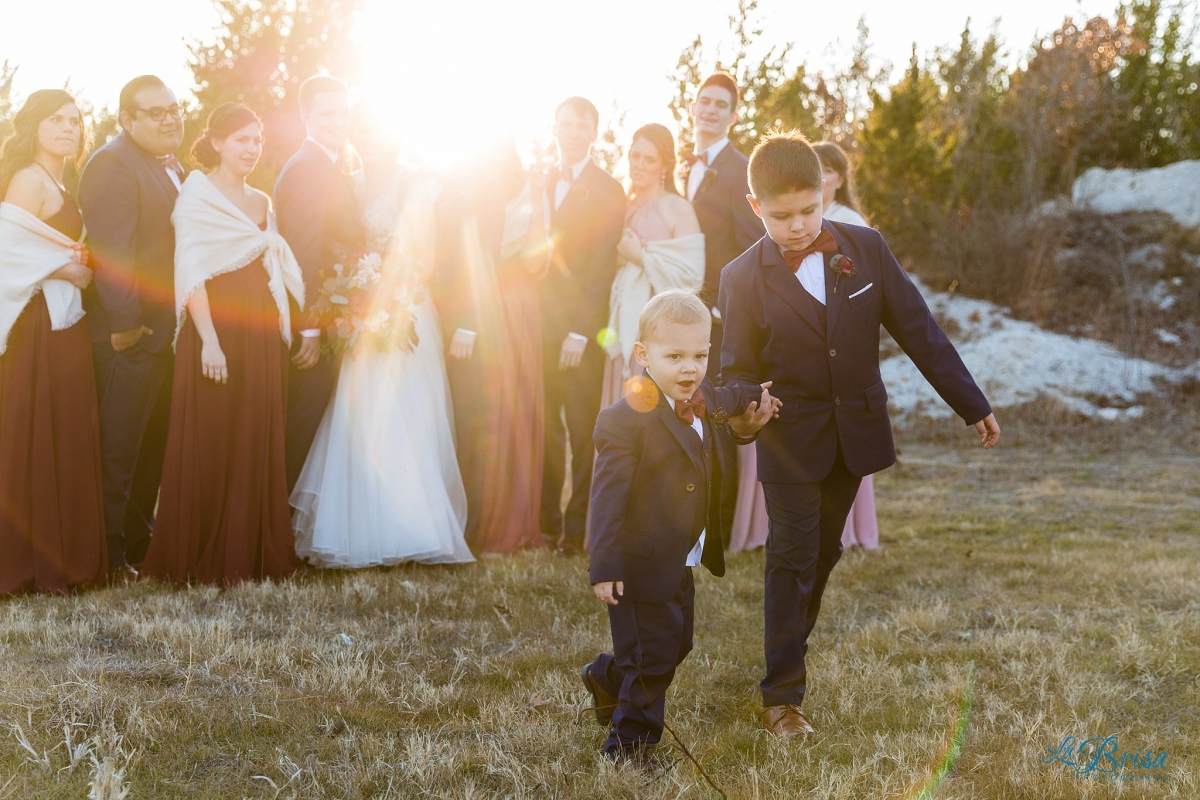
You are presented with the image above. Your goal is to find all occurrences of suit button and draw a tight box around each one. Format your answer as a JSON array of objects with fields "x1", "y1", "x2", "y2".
[
  {"x1": 834, "y1": 397, "x2": 841, "y2": 406},
  {"x1": 829, "y1": 348, "x2": 837, "y2": 357},
  {"x1": 685, "y1": 483, "x2": 696, "y2": 492}
]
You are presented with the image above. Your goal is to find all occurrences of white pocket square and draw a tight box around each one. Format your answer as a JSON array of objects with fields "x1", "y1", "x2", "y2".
[{"x1": 848, "y1": 282, "x2": 874, "y2": 300}]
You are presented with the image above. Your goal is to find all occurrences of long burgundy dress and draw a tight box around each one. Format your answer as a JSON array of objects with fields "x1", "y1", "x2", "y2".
[
  {"x1": 0, "y1": 189, "x2": 107, "y2": 594},
  {"x1": 141, "y1": 229, "x2": 298, "y2": 586},
  {"x1": 472, "y1": 242, "x2": 547, "y2": 555}
]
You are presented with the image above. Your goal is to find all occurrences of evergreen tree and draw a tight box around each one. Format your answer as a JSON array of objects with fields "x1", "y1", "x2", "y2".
[
  {"x1": 857, "y1": 50, "x2": 953, "y2": 256},
  {"x1": 0, "y1": 61, "x2": 17, "y2": 146}
]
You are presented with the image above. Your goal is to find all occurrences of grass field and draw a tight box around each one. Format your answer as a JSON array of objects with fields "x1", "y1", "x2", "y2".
[{"x1": 1, "y1": 420, "x2": 1198, "y2": 798}]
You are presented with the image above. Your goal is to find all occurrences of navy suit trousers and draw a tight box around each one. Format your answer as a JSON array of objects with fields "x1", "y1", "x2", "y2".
[
  {"x1": 285, "y1": 350, "x2": 341, "y2": 493},
  {"x1": 593, "y1": 568, "x2": 695, "y2": 755},
  {"x1": 92, "y1": 342, "x2": 173, "y2": 567},
  {"x1": 760, "y1": 447, "x2": 861, "y2": 707}
]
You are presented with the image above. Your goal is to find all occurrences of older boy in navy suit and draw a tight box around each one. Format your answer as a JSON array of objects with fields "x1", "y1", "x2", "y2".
[
  {"x1": 581, "y1": 290, "x2": 779, "y2": 765},
  {"x1": 719, "y1": 132, "x2": 1001, "y2": 739}
]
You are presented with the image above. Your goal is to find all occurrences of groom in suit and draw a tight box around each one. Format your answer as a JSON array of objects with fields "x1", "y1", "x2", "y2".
[
  {"x1": 540, "y1": 97, "x2": 627, "y2": 554},
  {"x1": 275, "y1": 75, "x2": 366, "y2": 490},
  {"x1": 719, "y1": 132, "x2": 1001, "y2": 739},
  {"x1": 681, "y1": 72, "x2": 762, "y2": 380},
  {"x1": 80, "y1": 75, "x2": 185, "y2": 581}
]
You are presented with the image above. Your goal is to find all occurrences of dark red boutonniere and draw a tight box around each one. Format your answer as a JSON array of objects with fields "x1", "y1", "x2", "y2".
[
  {"x1": 709, "y1": 407, "x2": 729, "y2": 428},
  {"x1": 829, "y1": 253, "x2": 856, "y2": 293}
]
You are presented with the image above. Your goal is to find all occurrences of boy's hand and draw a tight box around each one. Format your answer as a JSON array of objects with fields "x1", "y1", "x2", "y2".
[
  {"x1": 593, "y1": 581, "x2": 624, "y2": 606},
  {"x1": 974, "y1": 413, "x2": 1001, "y2": 449},
  {"x1": 728, "y1": 381, "x2": 781, "y2": 438}
]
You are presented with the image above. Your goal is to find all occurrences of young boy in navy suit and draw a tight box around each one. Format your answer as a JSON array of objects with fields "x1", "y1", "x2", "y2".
[
  {"x1": 718, "y1": 132, "x2": 1001, "y2": 739},
  {"x1": 581, "y1": 289, "x2": 779, "y2": 766}
]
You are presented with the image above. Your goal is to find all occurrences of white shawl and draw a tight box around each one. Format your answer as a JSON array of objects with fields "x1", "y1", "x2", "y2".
[
  {"x1": 171, "y1": 171, "x2": 305, "y2": 348},
  {"x1": 605, "y1": 233, "x2": 706, "y2": 371},
  {"x1": 0, "y1": 202, "x2": 86, "y2": 356}
]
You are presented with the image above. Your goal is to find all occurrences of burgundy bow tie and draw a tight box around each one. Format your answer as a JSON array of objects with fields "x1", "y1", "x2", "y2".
[
  {"x1": 159, "y1": 153, "x2": 184, "y2": 178},
  {"x1": 684, "y1": 151, "x2": 709, "y2": 167},
  {"x1": 781, "y1": 228, "x2": 838, "y2": 271},
  {"x1": 675, "y1": 392, "x2": 707, "y2": 425}
]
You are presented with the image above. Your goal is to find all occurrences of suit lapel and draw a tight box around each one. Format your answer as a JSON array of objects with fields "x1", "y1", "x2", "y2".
[
  {"x1": 123, "y1": 134, "x2": 179, "y2": 200},
  {"x1": 659, "y1": 402, "x2": 704, "y2": 475},
  {"x1": 824, "y1": 221, "x2": 860, "y2": 341},
  {"x1": 762, "y1": 240, "x2": 825, "y2": 337},
  {"x1": 555, "y1": 161, "x2": 594, "y2": 221}
]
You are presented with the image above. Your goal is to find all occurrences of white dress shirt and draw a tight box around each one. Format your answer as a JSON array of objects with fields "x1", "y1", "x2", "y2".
[
  {"x1": 686, "y1": 137, "x2": 730, "y2": 202},
  {"x1": 664, "y1": 394, "x2": 707, "y2": 567},
  {"x1": 789, "y1": 244, "x2": 827, "y2": 306},
  {"x1": 554, "y1": 155, "x2": 591, "y2": 211}
]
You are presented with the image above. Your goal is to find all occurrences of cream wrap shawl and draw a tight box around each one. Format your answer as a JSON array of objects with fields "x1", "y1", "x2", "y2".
[
  {"x1": 0, "y1": 201, "x2": 87, "y2": 355},
  {"x1": 172, "y1": 171, "x2": 305, "y2": 348},
  {"x1": 604, "y1": 233, "x2": 705, "y2": 372}
]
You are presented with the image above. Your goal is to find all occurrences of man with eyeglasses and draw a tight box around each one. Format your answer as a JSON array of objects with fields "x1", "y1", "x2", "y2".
[{"x1": 79, "y1": 75, "x2": 186, "y2": 584}]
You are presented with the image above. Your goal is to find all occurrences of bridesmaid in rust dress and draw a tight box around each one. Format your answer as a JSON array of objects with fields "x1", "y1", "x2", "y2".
[
  {"x1": 141, "y1": 104, "x2": 304, "y2": 586},
  {"x1": 0, "y1": 90, "x2": 107, "y2": 594}
]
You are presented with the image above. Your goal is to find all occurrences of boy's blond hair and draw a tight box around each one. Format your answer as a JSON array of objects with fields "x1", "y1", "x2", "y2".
[{"x1": 637, "y1": 289, "x2": 710, "y2": 345}]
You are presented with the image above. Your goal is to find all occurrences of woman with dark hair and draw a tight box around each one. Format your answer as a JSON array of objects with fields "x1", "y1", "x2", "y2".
[
  {"x1": 813, "y1": 141, "x2": 869, "y2": 227},
  {"x1": 600, "y1": 123, "x2": 704, "y2": 408},
  {"x1": 0, "y1": 90, "x2": 107, "y2": 594},
  {"x1": 140, "y1": 103, "x2": 305, "y2": 586}
]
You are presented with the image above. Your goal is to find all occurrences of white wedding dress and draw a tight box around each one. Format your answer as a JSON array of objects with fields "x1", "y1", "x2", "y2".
[{"x1": 290, "y1": 174, "x2": 473, "y2": 567}]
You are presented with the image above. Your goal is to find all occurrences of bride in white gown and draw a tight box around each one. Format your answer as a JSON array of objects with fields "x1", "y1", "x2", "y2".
[{"x1": 290, "y1": 114, "x2": 473, "y2": 568}]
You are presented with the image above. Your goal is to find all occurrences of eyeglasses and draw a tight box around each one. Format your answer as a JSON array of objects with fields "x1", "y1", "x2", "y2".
[{"x1": 134, "y1": 105, "x2": 183, "y2": 122}]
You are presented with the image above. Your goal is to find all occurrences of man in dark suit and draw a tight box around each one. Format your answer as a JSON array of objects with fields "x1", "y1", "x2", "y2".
[
  {"x1": 718, "y1": 132, "x2": 1001, "y2": 739},
  {"x1": 80, "y1": 75, "x2": 186, "y2": 581},
  {"x1": 581, "y1": 290, "x2": 774, "y2": 765},
  {"x1": 540, "y1": 97, "x2": 626, "y2": 553},
  {"x1": 681, "y1": 72, "x2": 763, "y2": 379},
  {"x1": 274, "y1": 75, "x2": 366, "y2": 490}
]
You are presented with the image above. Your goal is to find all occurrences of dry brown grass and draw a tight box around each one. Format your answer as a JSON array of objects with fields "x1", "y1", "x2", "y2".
[{"x1": 2, "y1": 432, "x2": 1198, "y2": 798}]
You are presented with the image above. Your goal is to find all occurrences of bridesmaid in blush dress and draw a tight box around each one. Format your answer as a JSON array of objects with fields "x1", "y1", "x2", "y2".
[
  {"x1": 0, "y1": 90, "x2": 107, "y2": 593},
  {"x1": 141, "y1": 104, "x2": 305, "y2": 586}
]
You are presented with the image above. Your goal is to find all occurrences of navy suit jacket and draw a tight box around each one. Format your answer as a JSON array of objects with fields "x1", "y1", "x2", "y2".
[
  {"x1": 588, "y1": 377, "x2": 761, "y2": 604},
  {"x1": 718, "y1": 220, "x2": 992, "y2": 483},
  {"x1": 273, "y1": 141, "x2": 365, "y2": 332},
  {"x1": 682, "y1": 143, "x2": 762, "y2": 307},
  {"x1": 542, "y1": 161, "x2": 626, "y2": 348},
  {"x1": 79, "y1": 132, "x2": 180, "y2": 354}
]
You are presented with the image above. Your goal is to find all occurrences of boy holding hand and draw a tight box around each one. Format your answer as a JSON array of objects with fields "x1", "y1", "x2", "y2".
[{"x1": 581, "y1": 289, "x2": 779, "y2": 766}]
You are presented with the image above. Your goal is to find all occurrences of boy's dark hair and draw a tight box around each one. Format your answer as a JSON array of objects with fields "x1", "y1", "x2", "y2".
[
  {"x1": 555, "y1": 96, "x2": 600, "y2": 128},
  {"x1": 748, "y1": 130, "x2": 823, "y2": 199},
  {"x1": 298, "y1": 75, "x2": 348, "y2": 114},
  {"x1": 118, "y1": 75, "x2": 168, "y2": 117},
  {"x1": 698, "y1": 72, "x2": 739, "y2": 109}
]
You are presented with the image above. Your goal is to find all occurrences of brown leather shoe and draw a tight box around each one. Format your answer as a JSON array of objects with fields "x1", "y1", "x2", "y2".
[
  {"x1": 581, "y1": 662, "x2": 616, "y2": 727},
  {"x1": 107, "y1": 565, "x2": 139, "y2": 587},
  {"x1": 761, "y1": 704, "x2": 816, "y2": 739}
]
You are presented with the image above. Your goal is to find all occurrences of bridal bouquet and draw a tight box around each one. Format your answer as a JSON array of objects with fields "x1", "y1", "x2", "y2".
[{"x1": 312, "y1": 250, "x2": 423, "y2": 356}]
